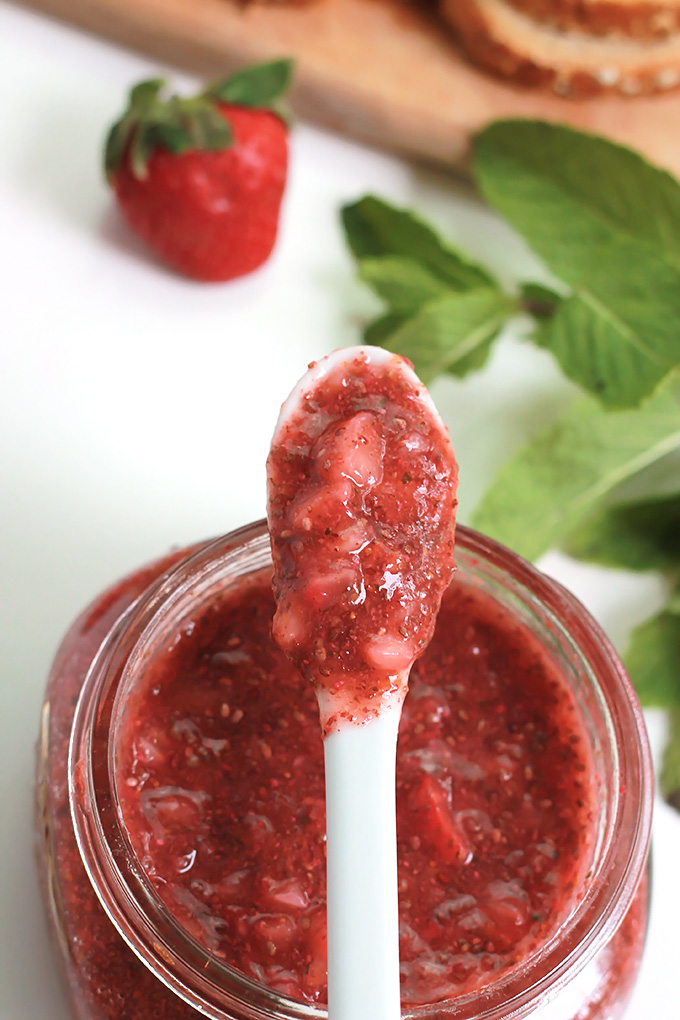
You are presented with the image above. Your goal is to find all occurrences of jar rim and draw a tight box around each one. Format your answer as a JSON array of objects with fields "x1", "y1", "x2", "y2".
[{"x1": 69, "y1": 521, "x2": 653, "y2": 1020}]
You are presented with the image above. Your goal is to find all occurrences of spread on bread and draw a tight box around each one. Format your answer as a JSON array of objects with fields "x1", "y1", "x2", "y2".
[{"x1": 442, "y1": 0, "x2": 680, "y2": 95}]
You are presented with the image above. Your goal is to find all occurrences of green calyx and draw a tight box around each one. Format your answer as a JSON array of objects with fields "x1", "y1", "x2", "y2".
[{"x1": 104, "y1": 58, "x2": 294, "y2": 182}]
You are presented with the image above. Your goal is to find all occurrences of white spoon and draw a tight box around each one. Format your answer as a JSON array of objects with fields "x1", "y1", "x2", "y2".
[{"x1": 267, "y1": 347, "x2": 458, "y2": 1020}]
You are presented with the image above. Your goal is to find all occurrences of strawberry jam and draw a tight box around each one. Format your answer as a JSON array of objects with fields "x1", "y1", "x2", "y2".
[
  {"x1": 115, "y1": 568, "x2": 594, "y2": 1005},
  {"x1": 267, "y1": 349, "x2": 458, "y2": 730},
  {"x1": 37, "y1": 526, "x2": 652, "y2": 1020}
]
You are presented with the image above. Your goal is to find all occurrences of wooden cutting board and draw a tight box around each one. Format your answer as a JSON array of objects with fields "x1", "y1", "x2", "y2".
[{"x1": 19, "y1": 0, "x2": 680, "y2": 175}]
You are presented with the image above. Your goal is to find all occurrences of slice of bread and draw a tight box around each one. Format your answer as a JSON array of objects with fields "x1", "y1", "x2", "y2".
[
  {"x1": 441, "y1": 0, "x2": 680, "y2": 95},
  {"x1": 505, "y1": 0, "x2": 680, "y2": 39}
]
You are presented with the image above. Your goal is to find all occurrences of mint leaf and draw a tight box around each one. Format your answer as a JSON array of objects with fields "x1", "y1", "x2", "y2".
[
  {"x1": 624, "y1": 589, "x2": 680, "y2": 811},
  {"x1": 358, "y1": 257, "x2": 451, "y2": 314},
  {"x1": 475, "y1": 120, "x2": 680, "y2": 267},
  {"x1": 520, "y1": 282, "x2": 561, "y2": 319},
  {"x1": 534, "y1": 291, "x2": 670, "y2": 409},
  {"x1": 472, "y1": 371, "x2": 680, "y2": 561},
  {"x1": 363, "y1": 313, "x2": 410, "y2": 347},
  {"x1": 626, "y1": 602, "x2": 680, "y2": 709},
  {"x1": 662, "y1": 708, "x2": 680, "y2": 810},
  {"x1": 363, "y1": 312, "x2": 409, "y2": 347},
  {"x1": 341, "y1": 197, "x2": 495, "y2": 291},
  {"x1": 473, "y1": 121, "x2": 680, "y2": 407},
  {"x1": 446, "y1": 333, "x2": 497, "y2": 378},
  {"x1": 381, "y1": 289, "x2": 515, "y2": 383},
  {"x1": 566, "y1": 492, "x2": 680, "y2": 572}
]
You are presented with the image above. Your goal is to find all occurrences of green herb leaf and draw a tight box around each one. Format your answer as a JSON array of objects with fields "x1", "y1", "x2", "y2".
[
  {"x1": 379, "y1": 288, "x2": 515, "y2": 383},
  {"x1": 473, "y1": 121, "x2": 680, "y2": 407},
  {"x1": 363, "y1": 313, "x2": 410, "y2": 347},
  {"x1": 472, "y1": 371, "x2": 680, "y2": 561},
  {"x1": 475, "y1": 120, "x2": 680, "y2": 267},
  {"x1": 662, "y1": 708, "x2": 680, "y2": 810},
  {"x1": 358, "y1": 257, "x2": 451, "y2": 314},
  {"x1": 625, "y1": 600, "x2": 680, "y2": 710},
  {"x1": 520, "y1": 282, "x2": 561, "y2": 319},
  {"x1": 445, "y1": 333, "x2": 497, "y2": 378},
  {"x1": 206, "y1": 59, "x2": 294, "y2": 120},
  {"x1": 566, "y1": 492, "x2": 680, "y2": 572},
  {"x1": 342, "y1": 197, "x2": 495, "y2": 292},
  {"x1": 534, "y1": 291, "x2": 670, "y2": 409}
]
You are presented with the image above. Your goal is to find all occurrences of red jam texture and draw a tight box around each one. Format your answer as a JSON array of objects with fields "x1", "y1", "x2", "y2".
[
  {"x1": 117, "y1": 570, "x2": 597, "y2": 1006},
  {"x1": 266, "y1": 350, "x2": 458, "y2": 728},
  {"x1": 38, "y1": 551, "x2": 649, "y2": 1020}
]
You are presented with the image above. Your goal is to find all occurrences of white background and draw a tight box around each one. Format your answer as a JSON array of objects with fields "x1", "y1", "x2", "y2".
[{"x1": 0, "y1": 3, "x2": 678, "y2": 1016}]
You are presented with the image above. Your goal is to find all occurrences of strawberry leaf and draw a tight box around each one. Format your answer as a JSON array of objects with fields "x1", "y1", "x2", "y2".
[
  {"x1": 206, "y1": 59, "x2": 294, "y2": 121},
  {"x1": 104, "y1": 78, "x2": 166, "y2": 182},
  {"x1": 105, "y1": 80, "x2": 235, "y2": 181},
  {"x1": 104, "y1": 116, "x2": 134, "y2": 182},
  {"x1": 129, "y1": 78, "x2": 166, "y2": 112},
  {"x1": 147, "y1": 121, "x2": 194, "y2": 156},
  {"x1": 128, "y1": 123, "x2": 156, "y2": 180},
  {"x1": 184, "y1": 103, "x2": 233, "y2": 151}
]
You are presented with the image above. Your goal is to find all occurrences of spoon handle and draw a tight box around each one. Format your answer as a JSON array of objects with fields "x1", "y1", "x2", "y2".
[{"x1": 323, "y1": 706, "x2": 402, "y2": 1020}]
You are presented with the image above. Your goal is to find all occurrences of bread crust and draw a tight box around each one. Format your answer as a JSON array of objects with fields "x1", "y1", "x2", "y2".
[
  {"x1": 441, "y1": 0, "x2": 680, "y2": 96},
  {"x1": 506, "y1": 0, "x2": 680, "y2": 39}
]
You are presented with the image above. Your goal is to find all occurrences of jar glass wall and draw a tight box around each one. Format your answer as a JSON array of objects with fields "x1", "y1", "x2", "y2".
[{"x1": 36, "y1": 522, "x2": 652, "y2": 1020}]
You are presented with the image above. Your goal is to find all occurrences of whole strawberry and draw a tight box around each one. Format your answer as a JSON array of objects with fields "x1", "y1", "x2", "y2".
[{"x1": 104, "y1": 60, "x2": 293, "y2": 282}]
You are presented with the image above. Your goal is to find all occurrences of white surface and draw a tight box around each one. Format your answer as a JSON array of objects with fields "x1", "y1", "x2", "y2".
[
  {"x1": 325, "y1": 710, "x2": 402, "y2": 1020},
  {"x1": 0, "y1": 4, "x2": 678, "y2": 1018}
]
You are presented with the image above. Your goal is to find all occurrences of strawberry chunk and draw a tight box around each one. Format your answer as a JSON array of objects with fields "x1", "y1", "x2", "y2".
[
  {"x1": 313, "y1": 411, "x2": 386, "y2": 489},
  {"x1": 410, "y1": 775, "x2": 472, "y2": 865}
]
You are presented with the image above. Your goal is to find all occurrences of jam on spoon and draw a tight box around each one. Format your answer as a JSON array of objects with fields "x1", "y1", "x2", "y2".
[{"x1": 267, "y1": 346, "x2": 459, "y2": 1019}]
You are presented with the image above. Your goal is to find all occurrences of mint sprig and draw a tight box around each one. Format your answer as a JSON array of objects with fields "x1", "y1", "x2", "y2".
[
  {"x1": 474, "y1": 121, "x2": 680, "y2": 410},
  {"x1": 340, "y1": 120, "x2": 680, "y2": 809}
]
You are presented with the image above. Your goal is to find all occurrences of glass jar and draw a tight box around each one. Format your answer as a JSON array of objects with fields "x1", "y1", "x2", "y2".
[{"x1": 36, "y1": 521, "x2": 652, "y2": 1020}]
